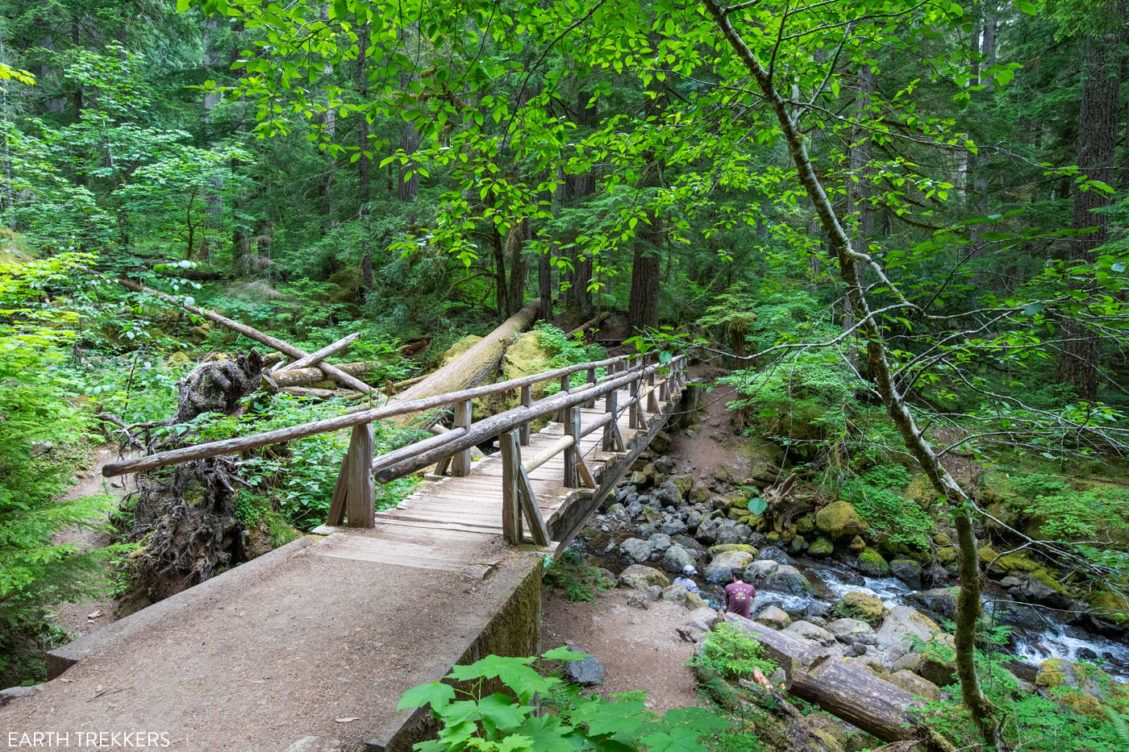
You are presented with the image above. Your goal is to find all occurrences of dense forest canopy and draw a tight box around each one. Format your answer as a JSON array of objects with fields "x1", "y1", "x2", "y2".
[{"x1": 2, "y1": 0, "x2": 1129, "y2": 748}]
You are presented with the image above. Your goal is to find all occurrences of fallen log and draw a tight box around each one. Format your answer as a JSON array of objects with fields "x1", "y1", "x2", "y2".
[
  {"x1": 566, "y1": 310, "x2": 610, "y2": 338},
  {"x1": 114, "y1": 276, "x2": 378, "y2": 396},
  {"x1": 275, "y1": 333, "x2": 359, "y2": 372},
  {"x1": 389, "y1": 299, "x2": 540, "y2": 426},
  {"x1": 266, "y1": 362, "x2": 374, "y2": 388},
  {"x1": 725, "y1": 615, "x2": 954, "y2": 752}
]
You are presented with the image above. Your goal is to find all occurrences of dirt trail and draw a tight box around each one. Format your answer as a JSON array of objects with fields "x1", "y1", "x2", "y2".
[
  {"x1": 540, "y1": 589, "x2": 700, "y2": 712},
  {"x1": 51, "y1": 447, "x2": 133, "y2": 638}
]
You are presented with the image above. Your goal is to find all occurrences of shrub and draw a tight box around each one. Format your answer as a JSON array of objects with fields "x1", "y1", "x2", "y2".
[
  {"x1": 542, "y1": 551, "x2": 613, "y2": 602},
  {"x1": 690, "y1": 623, "x2": 777, "y2": 682},
  {"x1": 0, "y1": 252, "x2": 121, "y2": 683},
  {"x1": 399, "y1": 648, "x2": 729, "y2": 751}
]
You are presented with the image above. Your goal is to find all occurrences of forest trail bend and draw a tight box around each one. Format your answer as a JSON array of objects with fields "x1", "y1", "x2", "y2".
[{"x1": 0, "y1": 379, "x2": 684, "y2": 752}]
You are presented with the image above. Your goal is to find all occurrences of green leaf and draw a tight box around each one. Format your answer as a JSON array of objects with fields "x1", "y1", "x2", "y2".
[
  {"x1": 1015, "y1": 0, "x2": 1037, "y2": 14},
  {"x1": 397, "y1": 681, "x2": 455, "y2": 712},
  {"x1": 446, "y1": 655, "x2": 555, "y2": 700},
  {"x1": 746, "y1": 496, "x2": 767, "y2": 515},
  {"x1": 478, "y1": 693, "x2": 527, "y2": 731},
  {"x1": 541, "y1": 646, "x2": 590, "y2": 662}
]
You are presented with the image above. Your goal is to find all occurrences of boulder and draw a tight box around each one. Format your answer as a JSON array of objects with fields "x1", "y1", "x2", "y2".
[
  {"x1": 660, "y1": 517, "x2": 688, "y2": 536},
  {"x1": 647, "y1": 533, "x2": 672, "y2": 554},
  {"x1": 662, "y1": 544, "x2": 695, "y2": 574},
  {"x1": 654, "y1": 479, "x2": 683, "y2": 507},
  {"x1": 618, "y1": 564, "x2": 670, "y2": 590},
  {"x1": 715, "y1": 522, "x2": 743, "y2": 545},
  {"x1": 827, "y1": 618, "x2": 875, "y2": 646},
  {"x1": 0, "y1": 684, "x2": 41, "y2": 707},
  {"x1": 677, "y1": 607, "x2": 721, "y2": 643},
  {"x1": 808, "y1": 537, "x2": 834, "y2": 557},
  {"x1": 705, "y1": 550, "x2": 755, "y2": 583},
  {"x1": 564, "y1": 655, "x2": 605, "y2": 687},
  {"x1": 784, "y1": 619, "x2": 837, "y2": 647},
  {"x1": 816, "y1": 500, "x2": 867, "y2": 539},
  {"x1": 757, "y1": 545, "x2": 793, "y2": 565},
  {"x1": 889, "y1": 559, "x2": 923, "y2": 589},
  {"x1": 764, "y1": 564, "x2": 812, "y2": 595},
  {"x1": 857, "y1": 548, "x2": 889, "y2": 577},
  {"x1": 891, "y1": 651, "x2": 955, "y2": 687},
  {"x1": 619, "y1": 538, "x2": 653, "y2": 563},
  {"x1": 909, "y1": 587, "x2": 958, "y2": 620},
  {"x1": 888, "y1": 670, "x2": 941, "y2": 701},
  {"x1": 707, "y1": 543, "x2": 758, "y2": 556},
  {"x1": 694, "y1": 517, "x2": 722, "y2": 544},
  {"x1": 671, "y1": 535, "x2": 707, "y2": 557},
  {"x1": 671, "y1": 474, "x2": 694, "y2": 499},
  {"x1": 744, "y1": 559, "x2": 779, "y2": 582},
  {"x1": 874, "y1": 606, "x2": 941, "y2": 659},
  {"x1": 755, "y1": 605, "x2": 792, "y2": 629},
  {"x1": 834, "y1": 592, "x2": 886, "y2": 626}
]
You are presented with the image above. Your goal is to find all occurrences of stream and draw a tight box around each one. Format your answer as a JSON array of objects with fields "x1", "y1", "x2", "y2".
[{"x1": 581, "y1": 532, "x2": 1129, "y2": 682}]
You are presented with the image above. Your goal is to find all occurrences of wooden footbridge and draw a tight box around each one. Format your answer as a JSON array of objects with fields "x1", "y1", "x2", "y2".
[{"x1": 3, "y1": 350, "x2": 689, "y2": 752}]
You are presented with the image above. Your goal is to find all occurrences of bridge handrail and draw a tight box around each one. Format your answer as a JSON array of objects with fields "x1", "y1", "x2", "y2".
[
  {"x1": 101, "y1": 351, "x2": 675, "y2": 478},
  {"x1": 372, "y1": 356, "x2": 685, "y2": 481}
]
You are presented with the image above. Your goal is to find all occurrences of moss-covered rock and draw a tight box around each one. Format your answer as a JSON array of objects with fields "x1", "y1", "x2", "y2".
[
  {"x1": 708, "y1": 543, "x2": 759, "y2": 556},
  {"x1": 795, "y1": 514, "x2": 815, "y2": 535},
  {"x1": 809, "y1": 537, "x2": 834, "y2": 557},
  {"x1": 816, "y1": 500, "x2": 867, "y2": 539},
  {"x1": 849, "y1": 535, "x2": 866, "y2": 553},
  {"x1": 834, "y1": 592, "x2": 886, "y2": 626},
  {"x1": 1088, "y1": 589, "x2": 1129, "y2": 627},
  {"x1": 857, "y1": 548, "x2": 889, "y2": 577},
  {"x1": 671, "y1": 474, "x2": 694, "y2": 499},
  {"x1": 935, "y1": 546, "x2": 958, "y2": 565}
]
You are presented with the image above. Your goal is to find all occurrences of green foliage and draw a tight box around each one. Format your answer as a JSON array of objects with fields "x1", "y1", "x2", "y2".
[
  {"x1": 838, "y1": 466, "x2": 934, "y2": 551},
  {"x1": 192, "y1": 394, "x2": 427, "y2": 531},
  {"x1": 399, "y1": 648, "x2": 728, "y2": 751},
  {"x1": 533, "y1": 324, "x2": 607, "y2": 390},
  {"x1": 0, "y1": 252, "x2": 123, "y2": 683},
  {"x1": 689, "y1": 623, "x2": 777, "y2": 683},
  {"x1": 542, "y1": 550, "x2": 612, "y2": 602}
]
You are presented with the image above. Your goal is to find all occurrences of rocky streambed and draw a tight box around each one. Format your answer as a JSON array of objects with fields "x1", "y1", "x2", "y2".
[{"x1": 573, "y1": 454, "x2": 1129, "y2": 690}]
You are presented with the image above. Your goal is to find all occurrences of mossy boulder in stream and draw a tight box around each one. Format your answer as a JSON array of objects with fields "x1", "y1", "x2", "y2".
[
  {"x1": 808, "y1": 537, "x2": 834, "y2": 557},
  {"x1": 816, "y1": 500, "x2": 867, "y2": 539},
  {"x1": 834, "y1": 592, "x2": 886, "y2": 625},
  {"x1": 857, "y1": 547, "x2": 889, "y2": 577}
]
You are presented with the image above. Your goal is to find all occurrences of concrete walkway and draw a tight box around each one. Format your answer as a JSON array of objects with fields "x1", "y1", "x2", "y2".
[{"x1": 1, "y1": 384, "x2": 679, "y2": 751}]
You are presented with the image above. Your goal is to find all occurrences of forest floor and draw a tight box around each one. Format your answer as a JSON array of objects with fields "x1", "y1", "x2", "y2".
[
  {"x1": 540, "y1": 589, "x2": 700, "y2": 712},
  {"x1": 51, "y1": 446, "x2": 131, "y2": 638}
]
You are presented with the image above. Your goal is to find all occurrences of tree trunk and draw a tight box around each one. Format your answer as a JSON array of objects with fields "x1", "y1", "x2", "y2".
[
  {"x1": 565, "y1": 91, "x2": 596, "y2": 316},
  {"x1": 357, "y1": 21, "x2": 374, "y2": 292},
  {"x1": 628, "y1": 63, "x2": 667, "y2": 332},
  {"x1": 506, "y1": 220, "x2": 530, "y2": 316},
  {"x1": 201, "y1": 16, "x2": 224, "y2": 260},
  {"x1": 1057, "y1": 22, "x2": 1120, "y2": 400},
  {"x1": 390, "y1": 299, "x2": 541, "y2": 426}
]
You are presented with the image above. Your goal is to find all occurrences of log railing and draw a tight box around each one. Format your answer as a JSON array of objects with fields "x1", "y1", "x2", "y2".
[{"x1": 102, "y1": 350, "x2": 688, "y2": 545}]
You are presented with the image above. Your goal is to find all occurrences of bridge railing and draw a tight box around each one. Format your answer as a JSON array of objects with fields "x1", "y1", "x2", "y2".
[{"x1": 103, "y1": 350, "x2": 687, "y2": 544}]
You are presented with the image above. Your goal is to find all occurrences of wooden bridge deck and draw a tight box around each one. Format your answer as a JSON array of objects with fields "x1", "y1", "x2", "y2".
[{"x1": 2, "y1": 380, "x2": 681, "y2": 752}]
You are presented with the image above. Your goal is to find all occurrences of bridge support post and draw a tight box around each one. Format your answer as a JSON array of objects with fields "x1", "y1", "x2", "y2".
[
  {"x1": 557, "y1": 374, "x2": 570, "y2": 422},
  {"x1": 584, "y1": 367, "x2": 597, "y2": 407},
  {"x1": 325, "y1": 424, "x2": 375, "y2": 528},
  {"x1": 629, "y1": 378, "x2": 644, "y2": 429},
  {"x1": 603, "y1": 389, "x2": 624, "y2": 452},
  {"x1": 519, "y1": 386, "x2": 532, "y2": 445},
  {"x1": 563, "y1": 406, "x2": 579, "y2": 487},
  {"x1": 646, "y1": 372, "x2": 659, "y2": 413},
  {"x1": 452, "y1": 400, "x2": 472, "y2": 476},
  {"x1": 501, "y1": 430, "x2": 550, "y2": 546}
]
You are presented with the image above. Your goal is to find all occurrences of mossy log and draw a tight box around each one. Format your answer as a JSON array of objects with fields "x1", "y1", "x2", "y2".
[
  {"x1": 266, "y1": 361, "x2": 375, "y2": 388},
  {"x1": 725, "y1": 615, "x2": 955, "y2": 751},
  {"x1": 389, "y1": 299, "x2": 540, "y2": 427}
]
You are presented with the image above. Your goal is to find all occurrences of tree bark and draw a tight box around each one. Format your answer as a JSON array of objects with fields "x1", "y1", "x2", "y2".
[
  {"x1": 565, "y1": 91, "x2": 596, "y2": 316},
  {"x1": 628, "y1": 61, "x2": 667, "y2": 332},
  {"x1": 389, "y1": 299, "x2": 540, "y2": 425},
  {"x1": 1057, "y1": 19, "x2": 1121, "y2": 400}
]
